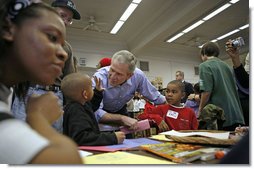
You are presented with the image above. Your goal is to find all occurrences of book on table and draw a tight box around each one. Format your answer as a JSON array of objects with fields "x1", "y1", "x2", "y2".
[{"x1": 141, "y1": 142, "x2": 220, "y2": 163}]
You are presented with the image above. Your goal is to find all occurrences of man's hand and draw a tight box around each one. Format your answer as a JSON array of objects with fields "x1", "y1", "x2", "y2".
[
  {"x1": 225, "y1": 39, "x2": 241, "y2": 68},
  {"x1": 93, "y1": 76, "x2": 105, "y2": 92},
  {"x1": 120, "y1": 116, "x2": 138, "y2": 130},
  {"x1": 158, "y1": 120, "x2": 169, "y2": 132}
]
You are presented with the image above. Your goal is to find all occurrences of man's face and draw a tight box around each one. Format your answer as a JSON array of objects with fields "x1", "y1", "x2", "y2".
[
  {"x1": 108, "y1": 60, "x2": 133, "y2": 86},
  {"x1": 55, "y1": 7, "x2": 73, "y2": 26},
  {"x1": 175, "y1": 72, "x2": 183, "y2": 81}
]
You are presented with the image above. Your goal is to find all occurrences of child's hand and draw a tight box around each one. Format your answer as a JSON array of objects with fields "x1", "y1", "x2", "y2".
[
  {"x1": 115, "y1": 131, "x2": 126, "y2": 144},
  {"x1": 26, "y1": 92, "x2": 63, "y2": 124},
  {"x1": 158, "y1": 120, "x2": 169, "y2": 132},
  {"x1": 93, "y1": 76, "x2": 104, "y2": 92}
]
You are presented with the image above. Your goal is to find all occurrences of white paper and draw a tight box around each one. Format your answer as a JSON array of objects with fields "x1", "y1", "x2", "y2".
[
  {"x1": 159, "y1": 130, "x2": 230, "y2": 139},
  {"x1": 78, "y1": 150, "x2": 93, "y2": 158}
]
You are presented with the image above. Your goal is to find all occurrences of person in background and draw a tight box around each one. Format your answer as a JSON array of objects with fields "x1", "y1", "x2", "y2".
[
  {"x1": 132, "y1": 92, "x2": 146, "y2": 112},
  {"x1": 0, "y1": 0, "x2": 81, "y2": 164},
  {"x1": 96, "y1": 57, "x2": 112, "y2": 69},
  {"x1": 225, "y1": 39, "x2": 249, "y2": 126},
  {"x1": 219, "y1": 39, "x2": 250, "y2": 164},
  {"x1": 185, "y1": 83, "x2": 200, "y2": 117},
  {"x1": 138, "y1": 80, "x2": 198, "y2": 132},
  {"x1": 175, "y1": 70, "x2": 194, "y2": 103},
  {"x1": 73, "y1": 56, "x2": 78, "y2": 72},
  {"x1": 11, "y1": 0, "x2": 81, "y2": 133},
  {"x1": 92, "y1": 50, "x2": 166, "y2": 132},
  {"x1": 62, "y1": 73, "x2": 125, "y2": 146},
  {"x1": 198, "y1": 42, "x2": 245, "y2": 131}
]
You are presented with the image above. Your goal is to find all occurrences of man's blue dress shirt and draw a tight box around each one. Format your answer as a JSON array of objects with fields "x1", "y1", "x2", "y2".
[{"x1": 92, "y1": 66, "x2": 166, "y2": 121}]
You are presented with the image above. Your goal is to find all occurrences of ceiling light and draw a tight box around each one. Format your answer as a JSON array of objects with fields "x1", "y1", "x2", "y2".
[
  {"x1": 182, "y1": 20, "x2": 204, "y2": 33},
  {"x1": 166, "y1": 33, "x2": 184, "y2": 43},
  {"x1": 211, "y1": 39, "x2": 218, "y2": 42},
  {"x1": 110, "y1": 21, "x2": 124, "y2": 34},
  {"x1": 239, "y1": 24, "x2": 249, "y2": 30},
  {"x1": 217, "y1": 29, "x2": 240, "y2": 40},
  {"x1": 230, "y1": 0, "x2": 240, "y2": 4},
  {"x1": 199, "y1": 24, "x2": 248, "y2": 48},
  {"x1": 132, "y1": 0, "x2": 142, "y2": 4},
  {"x1": 120, "y1": 3, "x2": 138, "y2": 21},
  {"x1": 166, "y1": 1, "x2": 237, "y2": 43},
  {"x1": 110, "y1": 1, "x2": 142, "y2": 34},
  {"x1": 202, "y1": 3, "x2": 231, "y2": 21}
]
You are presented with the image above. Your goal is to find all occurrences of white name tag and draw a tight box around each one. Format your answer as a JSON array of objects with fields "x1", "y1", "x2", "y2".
[{"x1": 167, "y1": 110, "x2": 179, "y2": 119}]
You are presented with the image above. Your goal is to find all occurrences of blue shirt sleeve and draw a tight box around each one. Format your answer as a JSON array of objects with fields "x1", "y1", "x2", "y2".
[{"x1": 135, "y1": 69, "x2": 166, "y2": 105}]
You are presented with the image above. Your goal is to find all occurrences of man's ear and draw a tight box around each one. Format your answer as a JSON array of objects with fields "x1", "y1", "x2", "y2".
[
  {"x1": 127, "y1": 72, "x2": 134, "y2": 79},
  {"x1": 2, "y1": 18, "x2": 16, "y2": 42}
]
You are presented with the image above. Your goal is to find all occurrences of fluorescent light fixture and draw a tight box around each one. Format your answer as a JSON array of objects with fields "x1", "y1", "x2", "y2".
[
  {"x1": 182, "y1": 20, "x2": 204, "y2": 33},
  {"x1": 239, "y1": 24, "x2": 249, "y2": 30},
  {"x1": 110, "y1": 21, "x2": 124, "y2": 34},
  {"x1": 133, "y1": 0, "x2": 142, "y2": 4},
  {"x1": 120, "y1": 3, "x2": 138, "y2": 21},
  {"x1": 110, "y1": 1, "x2": 141, "y2": 34},
  {"x1": 166, "y1": 1, "x2": 244, "y2": 44},
  {"x1": 166, "y1": 33, "x2": 184, "y2": 43},
  {"x1": 230, "y1": 0, "x2": 240, "y2": 4},
  {"x1": 203, "y1": 3, "x2": 231, "y2": 21},
  {"x1": 199, "y1": 24, "x2": 248, "y2": 48},
  {"x1": 217, "y1": 29, "x2": 240, "y2": 40}
]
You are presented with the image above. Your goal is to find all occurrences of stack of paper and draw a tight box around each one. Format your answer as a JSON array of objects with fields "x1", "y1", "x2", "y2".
[{"x1": 160, "y1": 130, "x2": 230, "y2": 139}]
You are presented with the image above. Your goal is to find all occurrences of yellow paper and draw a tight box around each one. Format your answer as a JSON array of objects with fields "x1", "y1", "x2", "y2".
[
  {"x1": 150, "y1": 134, "x2": 173, "y2": 142},
  {"x1": 82, "y1": 151, "x2": 175, "y2": 164}
]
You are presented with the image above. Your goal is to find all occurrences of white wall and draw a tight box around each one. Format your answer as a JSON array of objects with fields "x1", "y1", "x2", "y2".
[
  {"x1": 137, "y1": 58, "x2": 200, "y2": 88},
  {"x1": 66, "y1": 29, "x2": 202, "y2": 88}
]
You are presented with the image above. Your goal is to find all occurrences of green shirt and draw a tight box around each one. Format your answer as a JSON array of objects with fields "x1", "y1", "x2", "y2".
[{"x1": 199, "y1": 57, "x2": 245, "y2": 127}]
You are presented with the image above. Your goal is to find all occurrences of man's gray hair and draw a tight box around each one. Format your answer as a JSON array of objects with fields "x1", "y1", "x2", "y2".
[{"x1": 112, "y1": 50, "x2": 137, "y2": 73}]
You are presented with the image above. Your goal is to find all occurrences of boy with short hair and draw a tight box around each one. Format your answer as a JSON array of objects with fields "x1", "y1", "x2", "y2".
[
  {"x1": 138, "y1": 80, "x2": 198, "y2": 132},
  {"x1": 61, "y1": 73, "x2": 125, "y2": 146}
]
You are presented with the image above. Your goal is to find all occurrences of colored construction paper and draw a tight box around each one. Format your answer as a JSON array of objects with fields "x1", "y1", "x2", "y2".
[
  {"x1": 79, "y1": 138, "x2": 162, "y2": 152},
  {"x1": 120, "y1": 119, "x2": 150, "y2": 134}
]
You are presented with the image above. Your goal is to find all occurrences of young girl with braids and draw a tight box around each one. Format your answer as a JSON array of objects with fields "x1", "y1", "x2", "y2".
[{"x1": 0, "y1": 0, "x2": 81, "y2": 164}]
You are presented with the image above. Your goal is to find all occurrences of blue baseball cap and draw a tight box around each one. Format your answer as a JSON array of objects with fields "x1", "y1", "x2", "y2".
[{"x1": 51, "y1": 0, "x2": 81, "y2": 20}]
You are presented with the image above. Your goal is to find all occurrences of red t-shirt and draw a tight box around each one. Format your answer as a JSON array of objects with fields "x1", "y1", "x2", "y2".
[{"x1": 138, "y1": 104, "x2": 198, "y2": 131}]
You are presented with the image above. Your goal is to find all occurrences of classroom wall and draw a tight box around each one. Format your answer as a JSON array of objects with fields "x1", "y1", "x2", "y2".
[{"x1": 66, "y1": 28, "x2": 247, "y2": 88}]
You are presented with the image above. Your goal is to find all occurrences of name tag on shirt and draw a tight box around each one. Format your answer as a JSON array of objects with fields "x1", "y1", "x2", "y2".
[{"x1": 167, "y1": 110, "x2": 179, "y2": 119}]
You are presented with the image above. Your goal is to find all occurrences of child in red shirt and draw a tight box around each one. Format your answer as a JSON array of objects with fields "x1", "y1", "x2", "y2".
[{"x1": 138, "y1": 80, "x2": 198, "y2": 132}]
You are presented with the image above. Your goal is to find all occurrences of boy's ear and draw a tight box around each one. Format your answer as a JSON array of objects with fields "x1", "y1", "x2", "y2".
[
  {"x1": 2, "y1": 19, "x2": 16, "y2": 42},
  {"x1": 82, "y1": 90, "x2": 88, "y2": 100}
]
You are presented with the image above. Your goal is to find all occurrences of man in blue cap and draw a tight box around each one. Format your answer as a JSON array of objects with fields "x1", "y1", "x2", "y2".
[
  {"x1": 11, "y1": 0, "x2": 81, "y2": 133},
  {"x1": 52, "y1": 0, "x2": 81, "y2": 25}
]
